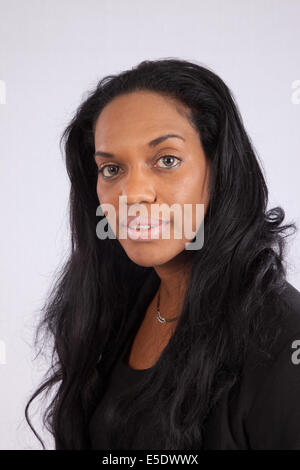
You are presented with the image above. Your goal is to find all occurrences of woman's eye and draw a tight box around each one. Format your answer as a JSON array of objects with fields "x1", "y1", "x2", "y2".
[
  {"x1": 156, "y1": 155, "x2": 181, "y2": 169},
  {"x1": 98, "y1": 155, "x2": 181, "y2": 180},
  {"x1": 98, "y1": 164, "x2": 120, "y2": 179}
]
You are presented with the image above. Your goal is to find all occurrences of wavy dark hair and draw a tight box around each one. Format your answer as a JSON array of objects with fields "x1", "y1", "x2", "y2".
[{"x1": 25, "y1": 58, "x2": 297, "y2": 450}]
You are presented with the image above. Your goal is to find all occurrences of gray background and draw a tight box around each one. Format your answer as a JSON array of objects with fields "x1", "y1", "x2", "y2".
[{"x1": 0, "y1": 0, "x2": 299, "y2": 450}]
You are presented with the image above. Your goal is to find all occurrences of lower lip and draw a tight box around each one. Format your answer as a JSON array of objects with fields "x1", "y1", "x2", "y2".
[{"x1": 126, "y1": 221, "x2": 170, "y2": 241}]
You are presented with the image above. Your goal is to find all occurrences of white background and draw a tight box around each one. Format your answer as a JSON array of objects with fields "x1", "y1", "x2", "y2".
[{"x1": 0, "y1": 0, "x2": 299, "y2": 450}]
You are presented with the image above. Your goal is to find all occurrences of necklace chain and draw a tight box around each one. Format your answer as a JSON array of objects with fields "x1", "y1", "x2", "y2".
[{"x1": 156, "y1": 286, "x2": 179, "y2": 324}]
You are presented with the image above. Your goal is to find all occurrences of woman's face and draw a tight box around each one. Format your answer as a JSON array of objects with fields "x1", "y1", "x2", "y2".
[{"x1": 94, "y1": 90, "x2": 211, "y2": 267}]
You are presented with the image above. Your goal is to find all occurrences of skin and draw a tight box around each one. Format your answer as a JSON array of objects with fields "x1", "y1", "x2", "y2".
[{"x1": 94, "y1": 90, "x2": 211, "y2": 368}]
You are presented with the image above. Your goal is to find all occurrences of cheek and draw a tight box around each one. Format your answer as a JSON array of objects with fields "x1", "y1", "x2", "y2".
[
  {"x1": 170, "y1": 176, "x2": 208, "y2": 238},
  {"x1": 96, "y1": 180, "x2": 118, "y2": 206},
  {"x1": 96, "y1": 187, "x2": 120, "y2": 233}
]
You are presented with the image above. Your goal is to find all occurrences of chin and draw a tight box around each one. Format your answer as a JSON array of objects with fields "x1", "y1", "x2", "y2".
[{"x1": 120, "y1": 241, "x2": 186, "y2": 268}]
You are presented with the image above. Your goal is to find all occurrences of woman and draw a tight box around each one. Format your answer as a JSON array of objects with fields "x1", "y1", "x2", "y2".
[{"x1": 25, "y1": 58, "x2": 300, "y2": 450}]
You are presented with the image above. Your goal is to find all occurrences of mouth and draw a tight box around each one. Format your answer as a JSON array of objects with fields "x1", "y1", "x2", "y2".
[{"x1": 120, "y1": 216, "x2": 171, "y2": 241}]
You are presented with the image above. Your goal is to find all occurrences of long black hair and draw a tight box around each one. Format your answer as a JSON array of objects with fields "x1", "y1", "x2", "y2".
[{"x1": 25, "y1": 58, "x2": 297, "y2": 449}]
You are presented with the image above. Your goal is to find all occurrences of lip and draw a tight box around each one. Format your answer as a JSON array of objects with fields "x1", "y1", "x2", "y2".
[
  {"x1": 119, "y1": 215, "x2": 171, "y2": 241},
  {"x1": 127, "y1": 220, "x2": 170, "y2": 241},
  {"x1": 121, "y1": 215, "x2": 170, "y2": 229}
]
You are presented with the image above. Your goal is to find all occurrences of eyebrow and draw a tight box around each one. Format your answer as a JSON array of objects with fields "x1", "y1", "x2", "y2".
[{"x1": 94, "y1": 133, "x2": 185, "y2": 159}]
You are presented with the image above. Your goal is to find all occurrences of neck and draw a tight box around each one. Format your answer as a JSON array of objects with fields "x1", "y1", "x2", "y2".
[{"x1": 153, "y1": 251, "x2": 192, "y2": 318}]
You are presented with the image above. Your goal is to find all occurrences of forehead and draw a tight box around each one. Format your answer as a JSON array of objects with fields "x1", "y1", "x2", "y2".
[{"x1": 94, "y1": 91, "x2": 195, "y2": 147}]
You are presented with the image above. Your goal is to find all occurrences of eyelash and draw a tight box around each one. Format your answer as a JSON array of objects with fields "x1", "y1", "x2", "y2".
[{"x1": 97, "y1": 155, "x2": 182, "y2": 179}]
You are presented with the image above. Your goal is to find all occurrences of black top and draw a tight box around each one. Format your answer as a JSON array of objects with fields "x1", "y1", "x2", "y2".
[{"x1": 89, "y1": 272, "x2": 300, "y2": 450}]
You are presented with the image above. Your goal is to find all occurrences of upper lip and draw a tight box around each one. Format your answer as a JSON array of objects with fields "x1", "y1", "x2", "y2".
[{"x1": 121, "y1": 216, "x2": 170, "y2": 228}]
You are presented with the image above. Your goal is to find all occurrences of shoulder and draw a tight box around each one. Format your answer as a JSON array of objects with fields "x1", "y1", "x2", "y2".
[{"x1": 243, "y1": 280, "x2": 300, "y2": 449}]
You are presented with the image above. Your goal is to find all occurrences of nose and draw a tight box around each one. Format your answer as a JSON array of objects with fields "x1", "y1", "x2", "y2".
[{"x1": 121, "y1": 167, "x2": 157, "y2": 205}]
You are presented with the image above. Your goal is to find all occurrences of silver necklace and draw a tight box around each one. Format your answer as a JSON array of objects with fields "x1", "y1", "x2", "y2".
[{"x1": 156, "y1": 286, "x2": 179, "y2": 324}]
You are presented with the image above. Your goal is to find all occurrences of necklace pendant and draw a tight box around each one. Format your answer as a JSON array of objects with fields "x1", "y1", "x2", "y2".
[
  {"x1": 156, "y1": 287, "x2": 179, "y2": 323},
  {"x1": 156, "y1": 310, "x2": 166, "y2": 324}
]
